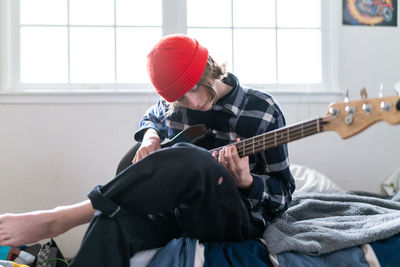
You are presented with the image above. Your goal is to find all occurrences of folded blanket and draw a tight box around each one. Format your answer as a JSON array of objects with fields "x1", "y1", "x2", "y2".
[{"x1": 263, "y1": 192, "x2": 400, "y2": 255}]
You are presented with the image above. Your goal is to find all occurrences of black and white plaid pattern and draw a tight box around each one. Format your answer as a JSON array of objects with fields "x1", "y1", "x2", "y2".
[{"x1": 135, "y1": 73, "x2": 295, "y2": 229}]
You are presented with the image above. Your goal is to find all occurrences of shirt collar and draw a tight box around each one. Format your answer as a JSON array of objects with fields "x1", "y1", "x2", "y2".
[{"x1": 212, "y1": 73, "x2": 246, "y2": 117}]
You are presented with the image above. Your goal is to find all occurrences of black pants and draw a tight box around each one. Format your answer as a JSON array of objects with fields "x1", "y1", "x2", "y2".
[{"x1": 70, "y1": 143, "x2": 261, "y2": 267}]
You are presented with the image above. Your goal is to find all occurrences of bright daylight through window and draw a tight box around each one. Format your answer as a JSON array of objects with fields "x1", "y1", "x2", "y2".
[{"x1": 17, "y1": 0, "x2": 322, "y2": 90}]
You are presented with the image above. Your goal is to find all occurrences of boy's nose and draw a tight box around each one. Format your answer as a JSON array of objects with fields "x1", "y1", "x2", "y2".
[{"x1": 185, "y1": 94, "x2": 200, "y2": 109}]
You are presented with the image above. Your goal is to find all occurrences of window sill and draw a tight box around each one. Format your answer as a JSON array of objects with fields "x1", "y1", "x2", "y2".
[
  {"x1": 0, "y1": 90, "x2": 344, "y2": 104},
  {"x1": 0, "y1": 90, "x2": 160, "y2": 104}
]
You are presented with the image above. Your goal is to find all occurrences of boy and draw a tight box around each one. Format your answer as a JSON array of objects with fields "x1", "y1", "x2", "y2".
[{"x1": 0, "y1": 34, "x2": 294, "y2": 266}]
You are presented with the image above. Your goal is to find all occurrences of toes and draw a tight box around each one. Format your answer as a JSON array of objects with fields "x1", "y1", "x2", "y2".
[{"x1": 0, "y1": 238, "x2": 11, "y2": 247}]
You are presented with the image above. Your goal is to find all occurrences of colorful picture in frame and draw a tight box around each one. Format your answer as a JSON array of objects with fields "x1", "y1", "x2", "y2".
[{"x1": 343, "y1": 0, "x2": 397, "y2": 26}]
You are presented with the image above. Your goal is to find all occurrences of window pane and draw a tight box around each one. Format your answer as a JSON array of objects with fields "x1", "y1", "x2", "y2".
[
  {"x1": 277, "y1": 29, "x2": 321, "y2": 83},
  {"x1": 187, "y1": 28, "x2": 232, "y2": 72},
  {"x1": 70, "y1": 0, "x2": 114, "y2": 25},
  {"x1": 233, "y1": 29, "x2": 276, "y2": 84},
  {"x1": 116, "y1": 28, "x2": 162, "y2": 83},
  {"x1": 70, "y1": 27, "x2": 115, "y2": 83},
  {"x1": 20, "y1": 27, "x2": 68, "y2": 83},
  {"x1": 20, "y1": 0, "x2": 67, "y2": 25},
  {"x1": 233, "y1": 0, "x2": 275, "y2": 27},
  {"x1": 117, "y1": 0, "x2": 162, "y2": 26},
  {"x1": 187, "y1": 0, "x2": 231, "y2": 27},
  {"x1": 277, "y1": 0, "x2": 321, "y2": 28}
]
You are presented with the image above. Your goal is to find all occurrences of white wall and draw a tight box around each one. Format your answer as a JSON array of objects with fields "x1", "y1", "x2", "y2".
[
  {"x1": 0, "y1": 100, "x2": 155, "y2": 256},
  {"x1": 1, "y1": 1, "x2": 400, "y2": 257}
]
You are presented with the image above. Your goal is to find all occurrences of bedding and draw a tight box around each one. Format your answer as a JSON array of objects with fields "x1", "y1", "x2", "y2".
[
  {"x1": 289, "y1": 164, "x2": 343, "y2": 194},
  {"x1": 264, "y1": 191, "x2": 400, "y2": 255},
  {"x1": 131, "y1": 234, "x2": 400, "y2": 267},
  {"x1": 129, "y1": 165, "x2": 400, "y2": 266},
  {"x1": 205, "y1": 235, "x2": 400, "y2": 267}
]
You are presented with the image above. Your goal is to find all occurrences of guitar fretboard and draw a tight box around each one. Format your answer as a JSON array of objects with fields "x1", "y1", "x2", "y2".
[{"x1": 209, "y1": 117, "x2": 327, "y2": 157}]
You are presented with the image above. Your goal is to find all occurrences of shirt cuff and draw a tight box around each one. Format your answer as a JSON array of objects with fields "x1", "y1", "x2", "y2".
[
  {"x1": 240, "y1": 173, "x2": 264, "y2": 200},
  {"x1": 134, "y1": 125, "x2": 160, "y2": 142}
]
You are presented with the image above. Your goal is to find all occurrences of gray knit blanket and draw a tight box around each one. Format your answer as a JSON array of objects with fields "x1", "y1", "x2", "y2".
[{"x1": 263, "y1": 192, "x2": 400, "y2": 255}]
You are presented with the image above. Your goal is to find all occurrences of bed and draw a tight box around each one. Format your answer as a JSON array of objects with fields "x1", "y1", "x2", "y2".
[{"x1": 129, "y1": 164, "x2": 400, "y2": 267}]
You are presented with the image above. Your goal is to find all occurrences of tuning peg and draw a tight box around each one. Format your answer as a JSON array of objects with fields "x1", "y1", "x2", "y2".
[
  {"x1": 381, "y1": 101, "x2": 392, "y2": 112},
  {"x1": 344, "y1": 89, "x2": 349, "y2": 103},
  {"x1": 394, "y1": 81, "x2": 400, "y2": 96},
  {"x1": 360, "y1": 87, "x2": 368, "y2": 99},
  {"x1": 362, "y1": 103, "x2": 372, "y2": 114},
  {"x1": 379, "y1": 83, "x2": 384, "y2": 98}
]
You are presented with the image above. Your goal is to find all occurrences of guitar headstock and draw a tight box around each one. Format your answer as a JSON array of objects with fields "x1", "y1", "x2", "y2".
[{"x1": 322, "y1": 94, "x2": 400, "y2": 139}]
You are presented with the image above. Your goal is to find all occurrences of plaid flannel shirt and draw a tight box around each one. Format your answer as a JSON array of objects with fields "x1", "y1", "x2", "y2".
[{"x1": 134, "y1": 73, "x2": 295, "y2": 229}]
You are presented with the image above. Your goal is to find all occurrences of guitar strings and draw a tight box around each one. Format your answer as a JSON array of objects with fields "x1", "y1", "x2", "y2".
[
  {"x1": 209, "y1": 116, "x2": 335, "y2": 158},
  {"x1": 237, "y1": 122, "x2": 322, "y2": 157},
  {"x1": 209, "y1": 118, "x2": 323, "y2": 158}
]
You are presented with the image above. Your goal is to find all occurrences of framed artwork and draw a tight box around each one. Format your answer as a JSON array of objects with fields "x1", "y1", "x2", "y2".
[{"x1": 343, "y1": 0, "x2": 398, "y2": 26}]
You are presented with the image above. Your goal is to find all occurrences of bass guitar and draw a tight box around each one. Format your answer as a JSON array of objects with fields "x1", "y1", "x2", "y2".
[{"x1": 165, "y1": 93, "x2": 400, "y2": 157}]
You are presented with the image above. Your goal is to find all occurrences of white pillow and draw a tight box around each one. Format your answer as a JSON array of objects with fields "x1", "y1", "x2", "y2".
[{"x1": 290, "y1": 164, "x2": 343, "y2": 194}]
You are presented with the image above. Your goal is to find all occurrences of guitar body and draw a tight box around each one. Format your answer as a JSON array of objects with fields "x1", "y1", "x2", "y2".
[
  {"x1": 117, "y1": 125, "x2": 210, "y2": 174},
  {"x1": 161, "y1": 124, "x2": 210, "y2": 148}
]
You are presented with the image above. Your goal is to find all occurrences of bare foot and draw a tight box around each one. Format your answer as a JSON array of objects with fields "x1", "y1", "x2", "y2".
[
  {"x1": 0, "y1": 201, "x2": 95, "y2": 247},
  {"x1": 0, "y1": 210, "x2": 58, "y2": 247}
]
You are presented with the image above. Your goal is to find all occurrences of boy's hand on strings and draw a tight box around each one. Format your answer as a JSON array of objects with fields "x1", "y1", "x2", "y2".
[{"x1": 212, "y1": 138, "x2": 253, "y2": 189}]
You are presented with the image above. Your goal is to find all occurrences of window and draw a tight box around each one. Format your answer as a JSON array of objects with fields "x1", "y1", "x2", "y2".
[
  {"x1": 15, "y1": 0, "x2": 162, "y2": 90},
  {"x1": 5, "y1": 0, "x2": 330, "y2": 91},
  {"x1": 187, "y1": 0, "x2": 323, "y2": 87}
]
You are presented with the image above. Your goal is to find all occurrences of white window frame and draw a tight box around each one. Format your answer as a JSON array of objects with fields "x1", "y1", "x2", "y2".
[
  {"x1": 186, "y1": 0, "x2": 338, "y2": 92},
  {"x1": 0, "y1": 0, "x2": 339, "y2": 98}
]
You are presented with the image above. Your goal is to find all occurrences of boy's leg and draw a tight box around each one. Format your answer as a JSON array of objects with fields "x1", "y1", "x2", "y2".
[
  {"x1": 70, "y1": 211, "x2": 181, "y2": 267},
  {"x1": 72, "y1": 143, "x2": 259, "y2": 266},
  {"x1": 100, "y1": 143, "x2": 258, "y2": 240}
]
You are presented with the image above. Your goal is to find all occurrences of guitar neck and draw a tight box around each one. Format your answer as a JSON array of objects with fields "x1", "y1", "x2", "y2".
[
  {"x1": 209, "y1": 117, "x2": 328, "y2": 158},
  {"x1": 204, "y1": 94, "x2": 400, "y2": 157}
]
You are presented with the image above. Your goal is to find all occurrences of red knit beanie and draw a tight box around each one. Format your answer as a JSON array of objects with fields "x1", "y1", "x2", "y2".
[{"x1": 147, "y1": 34, "x2": 209, "y2": 102}]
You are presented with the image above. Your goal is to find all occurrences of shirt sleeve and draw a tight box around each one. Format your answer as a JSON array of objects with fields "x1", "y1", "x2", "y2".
[
  {"x1": 134, "y1": 99, "x2": 169, "y2": 142},
  {"x1": 241, "y1": 104, "x2": 296, "y2": 228}
]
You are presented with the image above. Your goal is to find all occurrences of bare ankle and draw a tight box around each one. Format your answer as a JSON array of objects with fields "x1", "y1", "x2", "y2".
[{"x1": 47, "y1": 208, "x2": 71, "y2": 237}]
